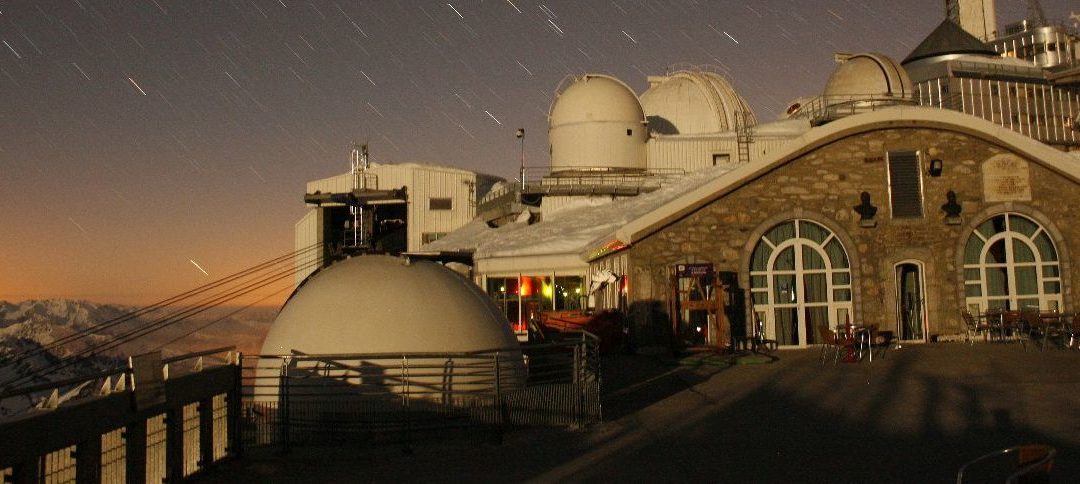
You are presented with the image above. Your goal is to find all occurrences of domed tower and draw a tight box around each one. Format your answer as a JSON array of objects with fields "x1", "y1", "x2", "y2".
[
  {"x1": 818, "y1": 53, "x2": 914, "y2": 123},
  {"x1": 548, "y1": 74, "x2": 647, "y2": 173},
  {"x1": 258, "y1": 255, "x2": 524, "y2": 399},
  {"x1": 640, "y1": 68, "x2": 756, "y2": 135}
]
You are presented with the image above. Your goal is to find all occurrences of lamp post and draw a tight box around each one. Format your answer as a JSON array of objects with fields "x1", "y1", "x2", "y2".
[{"x1": 516, "y1": 128, "x2": 525, "y2": 190}]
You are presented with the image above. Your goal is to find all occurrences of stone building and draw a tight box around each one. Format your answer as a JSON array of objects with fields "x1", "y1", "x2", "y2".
[{"x1": 584, "y1": 106, "x2": 1080, "y2": 347}]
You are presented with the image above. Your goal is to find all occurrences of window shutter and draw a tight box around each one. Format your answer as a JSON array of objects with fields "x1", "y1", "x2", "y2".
[{"x1": 888, "y1": 151, "x2": 923, "y2": 218}]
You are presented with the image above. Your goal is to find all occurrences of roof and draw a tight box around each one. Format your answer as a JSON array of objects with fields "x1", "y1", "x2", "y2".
[
  {"x1": 640, "y1": 69, "x2": 755, "y2": 134},
  {"x1": 422, "y1": 167, "x2": 736, "y2": 262},
  {"x1": 902, "y1": 20, "x2": 1000, "y2": 65},
  {"x1": 583, "y1": 106, "x2": 1080, "y2": 261}
]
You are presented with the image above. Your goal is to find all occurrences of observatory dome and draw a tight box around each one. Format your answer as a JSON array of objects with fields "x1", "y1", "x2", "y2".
[
  {"x1": 823, "y1": 53, "x2": 912, "y2": 99},
  {"x1": 260, "y1": 255, "x2": 520, "y2": 356},
  {"x1": 640, "y1": 69, "x2": 756, "y2": 135},
  {"x1": 548, "y1": 74, "x2": 647, "y2": 173}
]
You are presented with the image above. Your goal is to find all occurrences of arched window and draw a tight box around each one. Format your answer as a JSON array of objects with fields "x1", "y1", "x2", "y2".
[
  {"x1": 749, "y1": 220, "x2": 852, "y2": 347},
  {"x1": 963, "y1": 213, "x2": 1062, "y2": 312}
]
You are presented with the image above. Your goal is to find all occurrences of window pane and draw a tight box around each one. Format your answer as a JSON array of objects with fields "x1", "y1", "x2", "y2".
[
  {"x1": 766, "y1": 222, "x2": 795, "y2": 245},
  {"x1": 805, "y1": 307, "x2": 830, "y2": 344},
  {"x1": 1017, "y1": 298, "x2": 1040, "y2": 310},
  {"x1": 751, "y1": 243, "x2": 772, "y2": 272},
  {"x1": 1012, "y1": 240, "x2": 1035, "y2": 263},
  {"x1": 987, "y1": 267, "x2": 1009, "y2": 296},
  {"x1": 803, "y1": 248, "x2": 825, "y2": 270},
  {"x1": 1044, "y1": 281, "x2": 1061, "y2": 294},
  {"x1": 964, "y1": 268, "x2": 981, "y2": 281},
  {"x1": 803, "y1": 273, "x2": 827, "y2": 303},
  {"x1": 985, "y1": 240, "x2": 1007, "y2": 264},
  {"x1": 834, "y1": 289, "x2": 851, "y2": 301},
  {"x1": 978, "y1": 215, "x2": 1006, "y2": 239},
  {"x1": 1015, "y1": 267, "x2": 1038, "y2": 295},
  {"x1": 963, "y1": 235, "x2": 983, "y2": 265},
  {"x1": 1034, "y1": 232, "x2": 1058, "y2": 261},
  {"x1": 832, "y1": 272, "x2": 850, "y2": 285},
  {"x1": 751, "y1": 275, "x2": 767, "y2": 288},
  {"x1": 799, "y1": 221, "x2": 828, "y2": 244},
  {"x1": 752, "y1": 291, "x2": 769, "y2": 305},
  {"x1": 965, "y1": 284, "x2": 982, "y2": 297},
  {"x1": 825, "y1": 239, "x2": 849, "y2": 268},
  {"x1": 1009, "y1": 215, "x2": 1038, "y2": 237},
  {"x1": 774, "y1": 247, "x2": 795, "y2": 271},
  {"x1": 773, "y1": 308, "x2": 799, "y2": 345},
  {"x1": 773, "y1": 274, "x2": 797, "y2": 303},
  {"x1": 1043, "y1": 265, "x2": 1059, "y2": 278}
]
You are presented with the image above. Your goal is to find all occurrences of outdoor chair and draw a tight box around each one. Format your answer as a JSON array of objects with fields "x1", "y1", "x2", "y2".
[
  {"x1": 816, "y1": 326, "x2": 851, "y2": 366},
  {"x1": 1001, "y1": 311, "x2": 1028, "y2": 349},
  {"x1": 956, "y1": 444, "x2": 1055, "y2": 483},
  {"x1": 961, "y1": 309, "x2": 988, "y2": 345}
]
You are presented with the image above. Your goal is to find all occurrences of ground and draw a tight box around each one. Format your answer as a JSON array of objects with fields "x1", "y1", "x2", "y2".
[{"x1": 197, "y1": 343, "x2": 1080, "y2": 483}]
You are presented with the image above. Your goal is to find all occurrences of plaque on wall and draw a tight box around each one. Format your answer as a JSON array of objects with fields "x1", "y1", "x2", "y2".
[{"x1": 981, "y1": 154, "x2": 1031, "y2": 202}]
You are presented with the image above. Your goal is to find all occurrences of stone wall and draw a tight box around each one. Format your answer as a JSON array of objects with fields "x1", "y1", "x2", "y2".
[{"x1": 621, "y1": 126, "x2": 1080, "y2": 339}]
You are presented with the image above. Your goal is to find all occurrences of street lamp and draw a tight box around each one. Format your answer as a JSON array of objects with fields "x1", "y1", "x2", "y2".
[{"x1": 516, "y1": 128, "x2": 525, "y2": 190}]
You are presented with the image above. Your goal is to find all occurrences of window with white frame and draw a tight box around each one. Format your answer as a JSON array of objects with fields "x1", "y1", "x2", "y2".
[
  {"x1": 963, "y1": 213, "x2": 1062, "y2": 312},
  {"x1": 749, "y1": 220, "x2": 852, "y2": 347}
]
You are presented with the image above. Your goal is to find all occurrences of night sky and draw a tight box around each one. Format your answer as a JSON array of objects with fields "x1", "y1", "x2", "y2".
[{"x1": 0, "y1": 0, "x2": 1075, "y2": 305}]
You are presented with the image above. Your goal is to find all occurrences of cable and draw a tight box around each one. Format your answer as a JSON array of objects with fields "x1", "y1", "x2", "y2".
[
  {"x1": 0, "y1": 250, "x2": 327, "y2": 391},
  {"x1": 0, "y1": 243, "x2": 321, "y2": 367}
]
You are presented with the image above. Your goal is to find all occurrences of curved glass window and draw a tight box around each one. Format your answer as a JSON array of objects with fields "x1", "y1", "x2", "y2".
[
  {"x1": 963, "y1": 213, "x2": 1062, "y2": 312},
  {"x1": 749, "y1": 220, "x2": 852, "y2": 347}
]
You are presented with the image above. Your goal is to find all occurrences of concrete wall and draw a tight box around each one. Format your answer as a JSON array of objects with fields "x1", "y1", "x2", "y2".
[{"x1": 617, "y1": 126, "x2": 1080, "y2": 339}]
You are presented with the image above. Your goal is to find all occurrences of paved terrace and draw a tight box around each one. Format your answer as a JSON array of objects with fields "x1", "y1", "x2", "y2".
[{"x1": 198, "y1": 343, "x2": 1080, "y2": 483}]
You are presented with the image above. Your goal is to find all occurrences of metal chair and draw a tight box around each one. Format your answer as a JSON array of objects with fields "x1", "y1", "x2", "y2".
[
  {"x1": 816, "y1": 326, "x2": 851, "y2": 365},
  {"x1": 956, "y1": 444, "x2": 1055, "y2": 483},
  {"x1": 960, "y1": 309, "x2": 988, "y2": 345}
]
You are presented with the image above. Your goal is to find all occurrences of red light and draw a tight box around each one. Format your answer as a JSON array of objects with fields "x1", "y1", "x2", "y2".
[{"x1": 519, "y1": 277, "x2": 533, "y2": 297}]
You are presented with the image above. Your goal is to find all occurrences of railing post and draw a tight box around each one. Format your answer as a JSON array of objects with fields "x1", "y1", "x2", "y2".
[
  {"x1": 166, "y1": 406, "x2": 184, "y2": 482},
  {"x1": 75, "y1": 435, "x2": 102, "y2": 484},
  {"x1": 228, "y1": 354, "x2": 243, "y2": 459},
  {"x1": 279, "y1": 357, "x2": 290, "y2": 454},
  {"x1": 198, "y1": 397, "x2": 214, "y2": 472},
  {"x1": 572, "y1": 342, "x2": 582, "y2": 427},
  {"x1": 401, "y1": 355, "x2": 411, "y2": 452},
  {"x1": 124, "y1": 419, "x2": 147, "y2": 484},
  {"x1": 494, "y1": 352, "x2": 503, "y2": 428}
]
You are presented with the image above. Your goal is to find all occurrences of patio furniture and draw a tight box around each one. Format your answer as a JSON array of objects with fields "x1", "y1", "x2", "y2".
[
  {"x1": 960, "y1": 309, "x2": 989, "y2": 345},
  {"x1": 956, "y1": 444, "x2": 1055, "y2": 483},
  {"x1": 816, "y1": 325, "x2": 851, "y2": 366}
]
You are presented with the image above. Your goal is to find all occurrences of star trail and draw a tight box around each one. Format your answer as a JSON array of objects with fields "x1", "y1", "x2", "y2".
[{"x1": 0, "y1": 0, "x2": 1073, "y2": 304}]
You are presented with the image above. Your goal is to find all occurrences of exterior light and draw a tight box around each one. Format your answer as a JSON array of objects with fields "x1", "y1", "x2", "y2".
[{"x1": 928, "y1": 159, "x2": 943, "y2": 177}]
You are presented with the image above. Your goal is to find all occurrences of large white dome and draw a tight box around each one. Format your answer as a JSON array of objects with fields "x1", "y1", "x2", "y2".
[
  {"x1": 823, "y1": 53, "x2": 912, "y2": 99},
  {"x1": 261, "y1": 255, "x2": 519, "y2": 356},
  {"x1": 640, "y1": 69, "x2": 756, "y2": 135},
  {"x1": 548, "y1": 74, "x2": 647, "y2": 173}
]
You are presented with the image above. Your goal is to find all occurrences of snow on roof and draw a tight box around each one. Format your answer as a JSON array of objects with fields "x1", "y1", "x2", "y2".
[{"x1": 422, "y1": 166, "x2": 737, "y2": 259}]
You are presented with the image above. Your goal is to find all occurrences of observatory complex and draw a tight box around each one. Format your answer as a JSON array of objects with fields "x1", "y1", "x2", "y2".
[{"x1": 4, "y1": 1, "x2": 1080, "y2": 482}]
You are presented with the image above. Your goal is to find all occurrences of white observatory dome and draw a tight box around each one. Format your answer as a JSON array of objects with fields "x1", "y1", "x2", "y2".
[
  {"x1": 823, "y1": 53, "x2": 912, "y2": 99},
  {"x1": 548, "y1": 74, "x2": 647, "y2": 173},
  {"x1": 640, "y1": 69, "x2": 756, "y2": 135},
  {"x1": 261, "y1": 255, "x2": 520, "y2": 356}
]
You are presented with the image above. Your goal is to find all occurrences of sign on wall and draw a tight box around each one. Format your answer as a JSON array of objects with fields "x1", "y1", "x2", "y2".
[{"x1": 982, "y1": 154, "x2": 1031, "y2": 202}]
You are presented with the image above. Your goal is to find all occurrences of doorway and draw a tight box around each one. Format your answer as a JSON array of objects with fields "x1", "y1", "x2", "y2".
[{"x1": 894, "y1": 262, "x2": 927, "y2": 341}]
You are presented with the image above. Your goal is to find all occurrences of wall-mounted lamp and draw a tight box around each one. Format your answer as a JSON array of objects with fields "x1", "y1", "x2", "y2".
[{"x1": 928, "y1": 158, "x2": 943, "y2": 177}]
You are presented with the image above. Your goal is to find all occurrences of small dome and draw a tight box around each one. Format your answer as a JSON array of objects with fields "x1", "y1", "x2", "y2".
[
  {"x1": 823, "y1": 53, "x2": 912, "y2": 99},
  {"x1": 548, "y1": 74, "x2": 647, "y2": 172},
  {"x1": 640, "y1": 69, "x2": 756, "y2": 135},
  {"x1": 261, "y1": 255, "x2": 519, "y2": 356}
]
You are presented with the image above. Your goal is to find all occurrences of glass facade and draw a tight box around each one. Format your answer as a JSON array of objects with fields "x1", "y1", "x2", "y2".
[{"x1": 485, "y1": 275, "x2": 586, "y2": 332}]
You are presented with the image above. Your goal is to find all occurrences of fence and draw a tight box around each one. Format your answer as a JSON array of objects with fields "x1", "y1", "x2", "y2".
[
  {"x1": 0, "y1": 347, "x2": 241, "y2": 484},
  {"x1": 239, "y1": 333, "x2": 601, "y2": 450}
]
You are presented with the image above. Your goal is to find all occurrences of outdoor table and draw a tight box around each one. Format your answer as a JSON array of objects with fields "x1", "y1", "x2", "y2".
[{"x1": 836, "y1": 325, "x2": 872, "y2": 363}]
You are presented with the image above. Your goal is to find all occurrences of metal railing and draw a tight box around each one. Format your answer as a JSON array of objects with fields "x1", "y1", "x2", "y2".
[
  {"x1": 788, "y1": 95, "x2": 918, "y2": 125},
  {"x1": 239, "y1": 333, "x2": 601, "y2": 450},
  {"x1": 0, "y1": 347, "x2": 241, "y2": 484}
]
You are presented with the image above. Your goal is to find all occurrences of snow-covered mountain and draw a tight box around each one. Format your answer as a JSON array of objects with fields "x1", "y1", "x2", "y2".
[{"x1": 0, "y1": 298, "x2": 276, "y2": 414}]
